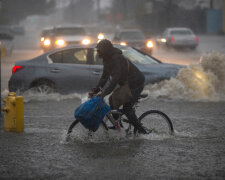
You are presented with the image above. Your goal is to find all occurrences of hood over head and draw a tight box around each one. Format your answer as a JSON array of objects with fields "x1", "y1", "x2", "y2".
[{"x1": 96, "y1": 39, "x2": 114, "y2": 59}]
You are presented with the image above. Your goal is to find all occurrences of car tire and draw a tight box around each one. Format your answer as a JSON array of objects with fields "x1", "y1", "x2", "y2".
[{"x1": 31, "y1": 80, "x2": 56, "y2": 94}]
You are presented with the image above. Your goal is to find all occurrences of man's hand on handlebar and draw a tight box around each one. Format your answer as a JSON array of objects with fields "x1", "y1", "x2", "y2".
[
  {"x1": 88, "y1": 87, "x2": 103, "y2": 98},
  {"x1": 88, "y1": 91, "x2": 95, "y2": 98},
  {"x1": 96, "y1": 91, "x2": 103, "y2": 97}
]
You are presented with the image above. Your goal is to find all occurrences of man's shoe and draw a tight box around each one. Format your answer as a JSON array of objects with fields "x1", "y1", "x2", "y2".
[{"x1": 137, "y1": 126, "x2": 149, "y2": 134}]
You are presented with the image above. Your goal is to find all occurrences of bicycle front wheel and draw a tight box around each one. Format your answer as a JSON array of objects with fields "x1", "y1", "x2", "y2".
[{"x1": 137, "y1": 110, "x2": 174, "y2": 135}]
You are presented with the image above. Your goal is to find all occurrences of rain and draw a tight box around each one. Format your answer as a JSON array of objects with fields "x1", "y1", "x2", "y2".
[{"x1": 1, "y1": 0, "x2": 225, "y2": 179}]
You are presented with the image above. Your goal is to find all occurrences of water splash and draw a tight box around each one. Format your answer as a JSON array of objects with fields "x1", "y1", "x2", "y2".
[
  {"x1": 1, "y1": 89, "x2": 110, "y2": 104},
  {"x1": 173, "y1": 130, "x2": 197, "y2": 138},
  {"x1": 2, "y1": 52, "x2": 224, "y2": 103},
  {"x1": 1, "y1": 89, "x2": 9, "y2": 97},
  {"x1": 23, "y1": 91, "x2": 87, "y2": 103},
  {"x1": 145, "y1": 51, "x2": 225, "y2": 101},
  {"x1": 60, "y1": 123, "x2": 174, "y2": 144}
]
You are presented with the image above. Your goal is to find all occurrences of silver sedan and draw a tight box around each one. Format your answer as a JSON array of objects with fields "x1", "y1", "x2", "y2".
[
  {"x1": 8, "y1": 44, "x2": 184, "y2": 94},
  {"x1": 157, "y1": 27, "x2": 199, "y2": 50}
]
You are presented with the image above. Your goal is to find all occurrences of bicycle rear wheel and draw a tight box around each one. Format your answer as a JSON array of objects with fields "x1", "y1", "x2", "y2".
[{"x1": 136, "y1": 110, "x2": 174, "y2": 135}]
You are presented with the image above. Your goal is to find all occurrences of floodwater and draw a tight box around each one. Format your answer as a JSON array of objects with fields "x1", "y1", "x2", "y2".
[
  {"x1": 1, "y1": 52, "x2": 225, "y2": 179},
  {"x1": 1, "y1": 97, "x2": 225, "y2": 179}
]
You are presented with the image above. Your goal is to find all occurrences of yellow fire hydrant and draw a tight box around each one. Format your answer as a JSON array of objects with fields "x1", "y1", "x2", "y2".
[
  {"x1": 1, "y1": 46, "x2": 6, "y2": 58},
  {"x1": 2, "y1": 92, "x2": 24, "y2": 132}
]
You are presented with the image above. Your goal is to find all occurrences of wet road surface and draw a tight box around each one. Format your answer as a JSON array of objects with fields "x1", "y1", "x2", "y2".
[
  {"x1": 1, "y1": 34, "x2": 225, "y2": 179},
  {"x1": 0, "y1": 97, "x2": 225, "y2": 179}
]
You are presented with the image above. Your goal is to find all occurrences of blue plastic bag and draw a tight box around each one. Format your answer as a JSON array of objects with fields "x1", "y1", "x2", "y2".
[{"x1": 74, "y1": 97, "x2": 111, "y2": 132}]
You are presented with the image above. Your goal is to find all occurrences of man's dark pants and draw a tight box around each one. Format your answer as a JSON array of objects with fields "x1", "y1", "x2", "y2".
[{"x1": 109, "y1": 84, "x2": 146, "y2": 132}]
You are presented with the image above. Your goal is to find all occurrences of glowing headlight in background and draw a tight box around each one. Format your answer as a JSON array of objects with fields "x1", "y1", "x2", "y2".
[
  {"x1": 98, "y1": 33, "x2": 104, "y2": 40},
  {"x1": 41, "y1": 37, "x2": 45, "y2": 42},
  {"x1": 55, "y1": 39, "x2": 65, "y2": 46},
  {"x1": 43, "y1": 39, "x2": 51, "y2": 46},
  {"x1": 82, "y1": 39, "x2": 91, "y2": 45},
  {"x1": 120, "y1": 42, "x2": 127, "y2": 46},
  {"x1": 146, "y1": 40, "x2": 153, "y2": 48},
  {"x1": 161, "y1": 38, "x2": 166, "y2": 43}
]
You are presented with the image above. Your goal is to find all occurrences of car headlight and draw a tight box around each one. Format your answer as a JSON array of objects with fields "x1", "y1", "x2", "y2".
[
  {"x1": 120, "y1": 42, "x2": 127, "y2": 46},
  {"x1": 43, "y1": 39, "x2": 51, "y2": 46},
  {"x1": 146, "y1": 40, "x2": 153, "y2": 48},
  {"x1": 41, "y1": 37, "x2": 45, "y2": 42},
  {"x1": 161, "y1": 38, "x2": 166, "y2": 43},
  {"x1": 82, "y1": 38, "x2": 91, "y2": 45},
  {"x1": 55, "y1": 39, "x2": 65, "y2": 46},
  {"x1": 98, "y1": 33, "x2": 104, "y2": 40}
]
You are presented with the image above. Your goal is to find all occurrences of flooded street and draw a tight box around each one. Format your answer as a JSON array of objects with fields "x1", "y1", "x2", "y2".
[
  {"x1": 1, "y1": 35, "x2": 225, "y2": 179},
  {"x1": 1, "y1": 97, "x2": 225, "y2": 179},
  {"x1": 1, "y1": 0, "x2": 225, "y2": 178}
]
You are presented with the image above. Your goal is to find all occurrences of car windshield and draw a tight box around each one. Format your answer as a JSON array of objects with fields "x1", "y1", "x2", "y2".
[
  {"x1": 41, "y1": 29, "x2": 52, "y2": 36},
  {"x1": 121, "y1": 47, "x2": 158, "y2": 65},
  {"x1": 55, "y1": 27, "x2": 86, "y2": 36},
  {"x1": 93, "y1": 46, "x2": 159, "y2": 65},
  {"x1": 119, "y1": 31, "x2": 145, "y2": 41},
  {"x1": 170, "y1": 30, "x2": 192, "y2": 35}
]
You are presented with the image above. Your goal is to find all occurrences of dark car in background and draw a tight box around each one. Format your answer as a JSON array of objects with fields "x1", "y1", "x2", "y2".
[
  {"x1": 40, "y1": 25, "x2": 92, "y2": 52},
  {"x1": 156, "y1": 27, "x2": 199, "y2": 50},
  {"x1": 113, "y1": 29, "x2": 154, "y2": 55},
  {"x1": 40, "y1": 27, "x2": 54, "y2": 52},
  {"x1": 8, "y1": 44, "x2": 183, "y2": 94}
]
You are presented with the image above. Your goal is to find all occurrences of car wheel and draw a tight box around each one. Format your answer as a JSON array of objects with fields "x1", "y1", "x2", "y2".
[{"x1": 31, "y1": 80, "x2": 56, "y2": 94}]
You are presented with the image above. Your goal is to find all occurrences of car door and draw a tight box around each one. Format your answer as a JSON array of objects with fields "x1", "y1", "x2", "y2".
[
  {"x1": 88, "y1": 48, "x2": 104, "y2": 88},
  {"x1": 47, "y1": 48, "x2": 93, "y2": 93}
]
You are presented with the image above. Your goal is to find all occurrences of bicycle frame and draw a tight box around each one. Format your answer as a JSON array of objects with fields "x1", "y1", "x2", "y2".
[{"x1": 104, "y1": 109, "x2": 133, "y2": 132}]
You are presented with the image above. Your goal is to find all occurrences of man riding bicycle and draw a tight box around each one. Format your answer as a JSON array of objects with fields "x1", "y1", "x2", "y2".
[{"x1": 89, "y1": 39, "x2": 147, "y2": 134}]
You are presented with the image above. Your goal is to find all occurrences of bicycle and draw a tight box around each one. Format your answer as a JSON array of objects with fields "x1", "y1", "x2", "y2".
[{"x1": 67, "y1": 94, "x2": 174, "y2": 137}]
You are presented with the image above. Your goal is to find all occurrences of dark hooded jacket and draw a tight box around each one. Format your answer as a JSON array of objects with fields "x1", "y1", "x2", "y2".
[{"x1": 96, "y1": 40, "x2": 145, "y2": 97}]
